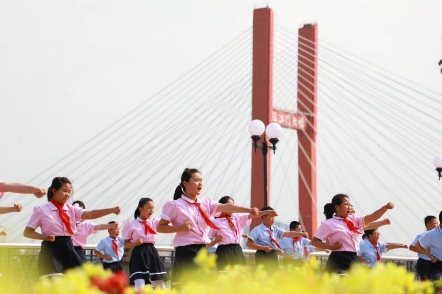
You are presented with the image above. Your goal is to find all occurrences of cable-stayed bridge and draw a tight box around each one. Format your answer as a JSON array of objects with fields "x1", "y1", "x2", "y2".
[{"x1": 0, "y1": 7, "x2": 441, "y2": 257}]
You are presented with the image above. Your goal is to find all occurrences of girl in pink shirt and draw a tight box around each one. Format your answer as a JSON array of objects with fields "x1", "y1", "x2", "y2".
[
  {"x1": 71, "y1": 200, "x2": 120, "y2": 262},
  {"x1": 123, "y1": 198, "x2": 169, "y2": 290},
  {"x1": 209, "y1": 196, "x2": 277, "y2": 270},
  {"x1": 23, "y1": 177, "x2": 121, "y2": 278},
  {"x1": 157, "y1": 168, "x2": 258, "y2": 288},
  {"x1": 310, "y1": 193, "x2": 394, "y2": 274}
]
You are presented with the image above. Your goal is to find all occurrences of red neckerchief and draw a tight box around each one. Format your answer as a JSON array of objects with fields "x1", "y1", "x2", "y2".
[
  {"x1": 293, "y1": 236, "x2": 310, "y2": 258},
  {"x1": 267, "y1": 229, "x2": 281, "y2": 249},
  {"x1": 50, "y1": 199, "x2": 74, "y2": 235},
  {"x1": 181, "y1": 197, "x2": 220, "y2": 230},
  {"x1": 333, "y1": 216, "x2": 362, "y2": 234},
  {"x1": 139, "y1": 219, "x2": 156, "y2": 235},
  {"x1": 112, "y1": 239, "x2": 119, "y2": 256},
  {"x1": 219, "y1": 215, "x2": 238, "y2": 236},
  {"x1": 371, "y1": 241, "x2": 381, "y2": 261}
]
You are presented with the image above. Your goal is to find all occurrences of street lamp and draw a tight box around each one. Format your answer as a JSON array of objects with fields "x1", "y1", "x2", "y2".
[
  {"x1": 433, "y1": 155, "x2": 442, "y2": 180},
  {"x1": 248, "y1": 119, "x2": 282, "y2": 207}
]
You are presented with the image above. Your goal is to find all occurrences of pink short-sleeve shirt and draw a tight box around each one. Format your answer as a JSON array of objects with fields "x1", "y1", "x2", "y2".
[
  {"x1": 314, "y1": 214, "x2": 365, "y2": 252},
  {"x1": 26, "y1": 202, "x2": 85, "y2": 236},
  {"x1": 160, "y1": 195, "x2": 219, "y2": 247},
  {"x1": 122, "y1": 217, "x2": 159, "y2": 244},
  {"x1": 208, "y1": 214, "x2": 250, "y2": 245},
  {"x1": 71, "y1": 220, "x2": 97, "y2": 247}
]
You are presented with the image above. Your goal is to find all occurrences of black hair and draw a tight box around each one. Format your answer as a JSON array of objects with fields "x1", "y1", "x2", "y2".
[
  {"x1": 362, "y1": 229, "x2": 376, "y2": 240},
  {"x1": 134, "y1": 198, "x2": 154, "y2": 219},
  {"x1": 173, "y1": 168, "x2": 201, "y2": 200},
  {"x1": 425, "y1": 215, "x2": 437, "y2": 227},
  {"x1": 219, "y1": 196, "x2": 234, "y2": 204},
  {"x1": 72, "y1": 200, "x2": 85, "y2": 209},
  {"x1": 323, "y1": 194, "x2": 349, "y2": 219},
  {"x1": 47, "y1": 177, "x2": 72, "y2": 202},
  {"x1": 289, "y1": 221, "x2": 301, "y2": 231},
  {"x1": 260, "y1": 206, "x2": 274, "y2": 211},
  {"x1": 108, "y1": 221, "x2": 116, "y2": 224}
]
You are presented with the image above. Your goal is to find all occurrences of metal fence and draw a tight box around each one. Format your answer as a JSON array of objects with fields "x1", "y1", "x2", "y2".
[{"x1": 0, "y1": 243, "x2": 418, "y2": 294}]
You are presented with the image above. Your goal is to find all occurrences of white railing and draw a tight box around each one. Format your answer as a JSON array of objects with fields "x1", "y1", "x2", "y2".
[{"x1": 0, "y1": 242, "x2": 419, "y2": 262}]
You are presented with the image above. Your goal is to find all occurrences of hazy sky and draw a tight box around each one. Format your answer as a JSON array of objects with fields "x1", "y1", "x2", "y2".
[{"x1": 1, "y1": 0, "x2": 441, "y2": 255}]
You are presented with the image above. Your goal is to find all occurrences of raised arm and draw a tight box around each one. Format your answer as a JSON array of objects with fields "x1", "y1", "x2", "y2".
[
  {"x1": 0, "y1": 204, "x2": 22, "y2": 215},
  {"x1": 0, "y1": 182, "x2": 46, "y2": 198},
  {"x1": 364, "y1": 218, "x2": 390, "y2": 230},
  {"x1": 94, "y1": 223, "x2": 119, "y2": 231},
  {"x1": 282, "y1": 231, "x2": 309, "y2": 239},
  {"x1": 364, "y1": 203, "x2": 394, "y2": 225},
  {"x1": 248, "y1": 210, "x2": 277, "y2": 219},
  {"x1": 386, "y1": 243, "x2": 408, "y2": 251},
  {"x1": 81, "y1": 207, "x2": 120, "y2": 220},
  {"x1": 217, "y1": 204, "x2": 258, "y2": 215}
]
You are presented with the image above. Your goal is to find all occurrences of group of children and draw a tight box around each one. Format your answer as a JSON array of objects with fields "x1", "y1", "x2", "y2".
[{"x1": 0, "y1": 171, "x2": 427, "y2": 289}]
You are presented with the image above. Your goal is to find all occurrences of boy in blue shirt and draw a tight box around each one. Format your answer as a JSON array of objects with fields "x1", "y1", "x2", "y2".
[
  {"x1": 94, "y1": 221, "x2": 124, "y2": 273},
  {"x1": 247, "y1": 207, "x2": 307, "y2": 271}
]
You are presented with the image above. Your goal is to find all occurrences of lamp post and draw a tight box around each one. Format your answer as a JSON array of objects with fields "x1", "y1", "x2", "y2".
[
  {"x1": 433, "y1": 155, "x2": 442, "y2": 180},
  {"x1": 248, "y1": 119, "x2": 282, "y2": 207}
]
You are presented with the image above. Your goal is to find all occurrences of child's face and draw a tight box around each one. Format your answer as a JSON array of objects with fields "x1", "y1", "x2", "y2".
[
  {"x1": 291, "y1": 225, "x2": 302, "y2": 232},
  {"x1": 139, "y1": 201, "x2": 155, "y2": 219},
  {"x1": 52, "y1": 183, "x2": 72, "y2": 204},
  {"x1": 262, "y1": 212, "x2": 275, "y2": 226},
  {"x1": 427, "y1": 218, "x2": 440, "y2": 230},
  {"x1": 108, "y1": 226, "x2": 119, "y2": 238},
  {"x1": 183, "y1": 172, "x2": 203, "y2": 197}
]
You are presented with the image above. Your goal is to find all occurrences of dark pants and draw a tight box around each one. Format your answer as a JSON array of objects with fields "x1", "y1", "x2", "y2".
[
  {"x1": 325, "y1": 251, "x2": 358, "y2": 274},
  {"x1": 416, "y1": 258, "x2": 431, "y2": 280},
  {"x1": 74, "y1": 246, "x2": 87, "y2": 263},
  {"x1": 255, "y1": 250, "x2": 279, "y2": 271},
  {"x1": 216, "y1": 244, "x2": 245, "y2": 270},
  {"x1": 429, "y1": 260, "x2": 442, "y2": 281},
  {"x1": 103, "y1": 260, "x2": 124, "y2": 273}
]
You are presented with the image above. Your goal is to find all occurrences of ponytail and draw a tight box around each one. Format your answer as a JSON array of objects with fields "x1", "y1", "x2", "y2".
[
  {"x1": 47, "y1": 185, "x2": 53, "y2": 201},
  {"x1": 323, "y1": 193, "x2": 350, "y2": 219},
  {"x1": 134, "y1": 207, "x2": 140, "y2": 219},
  {"x1": 173, "y1": 168, "x2": 201, "y2": 200},
  {"x1": 174, "y1": 185, "x2": 183, "y2": 200},
  {"x1": 323, "y1": 203, "x2": 335, "y2": 219}
]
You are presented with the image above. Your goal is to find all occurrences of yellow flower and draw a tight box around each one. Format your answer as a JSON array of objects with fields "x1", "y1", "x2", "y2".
[
  {"x1": 32, "y1": 255, "x2": 434, "y2": 294},
  {"x1": 193, "y1": 247, "x2": 217, "y2": 271}
]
